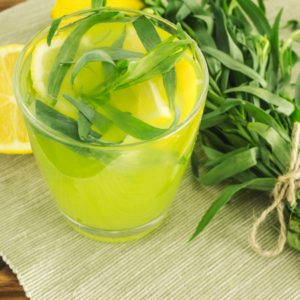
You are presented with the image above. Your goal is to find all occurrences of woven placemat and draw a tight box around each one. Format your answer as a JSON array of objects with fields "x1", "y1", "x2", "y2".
[{"x1": 1, "y1": 0, "x2": 300, "y2": 299}]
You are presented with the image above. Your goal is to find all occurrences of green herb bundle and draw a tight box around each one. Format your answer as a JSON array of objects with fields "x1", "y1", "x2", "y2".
[{"x1": 142, "y1": 0, "x2": 300, "y2": 253}]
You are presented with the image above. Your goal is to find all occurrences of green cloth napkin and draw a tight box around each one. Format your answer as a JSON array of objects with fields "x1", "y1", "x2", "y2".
[{"x1": 1, "y1": 0, "x2": 300, "y2": 299}]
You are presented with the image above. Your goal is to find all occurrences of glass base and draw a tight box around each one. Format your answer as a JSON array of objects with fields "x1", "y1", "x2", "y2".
[{"x1": 60, "y1": 210, "x2": 166, "y2": 243}]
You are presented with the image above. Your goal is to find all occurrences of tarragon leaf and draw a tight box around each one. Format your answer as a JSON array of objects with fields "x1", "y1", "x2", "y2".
[
  {"x1": 35, "y1": 100, "x2": 80, "y2": 140},
  {"x1": 204, "y1": 98, "x2": 290, "y2": 142},
  {"x1": 204, "y1": 148, "x2": 247, "y2": 167},
  {"x1": 63, "y1": 94, "x2": 112, "y2": 134},
  {"x1": 200, "y1": 115, "x2": 229, "y2": 130},
  {"x1": 248, "y1": 122, "x2": 291, "y2": 173},
  {"x1": 47, "y1": 16, "x2": 63, "y2": 46},
  {"x1": 25, "y1": 90, "x2": 36, "y2": 107},
  {"x1": 211, "y1": 2, "x2": 244, "y2": 63},
  {"x1": 77, "y1": 99, "x2": 102, "y2": 141},
  {"x1": 281, "y1": 19, "x2": 300, "y2": 30},
  {"x1": 191, "y1": 15, "x2": 214, "y2": 36},
  {"x1": 176, "y1": 4, "x2": 192, "y2": 21},
  {"x1": 165, "y1": 0, "x2": 182, "y2": 23},
  {"x1": 133, "y1": 16, "x2": 161, "y2": 51},
  {"x1": 110, "y1": 39, "x2": 191, "y2": 91},
  {"x1": 295, "y1": 73, "x2": 300, "y2": 109},
  {"x1": 115, "y1": 49, "x2": 186, "y2": 91},
  {"x1": 189, "y1": 178, "x2": 275, "y2": 241},
  {"x1": 35, "y1": 100, "x2": 100, "y2": 142},
  {"x1": 71, "y1": 49, "x2": 117, "y2": 85},
  {"x1": 198, "y1": 148, "x2": 260, "y2": 186},
  {"x1": 94, "y1": 30, "x2": 111, "y2": 45},
  {"x1": 92, "y1": 0, "x2": 107, "y2": 8},
  {"x1": 181, "y1": 0, "x2": 203, "y2": 15},
  {"x1": 97, "y1": 47, "x2": 143, "y2": 60},
  {"x1": 47, "y1": 11, "x2": 119, "y2": 104},
  {"x1": 111, "y1": 23, "x2": 127, "y2": 48},
  {"x1": 99, "y1": 103, "x2": 168, "y2": 140},
  {"x1": 201, "y1": 46, "x2": 267, "y2": 87},
  {"x1": 78, "y1": 111, "x2": 93, "y2": 141},
  {"x1": 192, "y1": 21, "x2": 221, "y2": 77},
  {"x1": 257, "y1": 0, "x2": 266, "y2": 14},
  {"x1": 133, "y1": 16, "x2": 178, "y2": 110},
  {"x1": 225, "y1": 86, "x2": 295, "y2": 115},
  {"x1": 163, "y1": 68, "x2": 177, "y2": 110},
  {"x1": 267, "y1": 8, "x2": 283, "y2": 93},
  {"x1": 287, "y1": 230, "x2": 300, "y2": 251},
  {"x1": 236, "y1": 0, "x2": 271, "y2": 37}
]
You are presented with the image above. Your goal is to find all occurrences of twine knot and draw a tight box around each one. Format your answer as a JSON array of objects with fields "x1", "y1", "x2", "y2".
[{"x1": 250, "y1": 122, "x2": 300, "y2": 257}]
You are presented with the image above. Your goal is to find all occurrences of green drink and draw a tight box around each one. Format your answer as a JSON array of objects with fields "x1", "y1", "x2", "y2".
[{"x1": 14, "y1": 8, "x2": 208, "y2": 242}]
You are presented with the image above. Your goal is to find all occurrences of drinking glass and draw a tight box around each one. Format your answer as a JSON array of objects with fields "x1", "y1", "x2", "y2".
[{"x1": 13, "y1": 8, "x2": 209, "y2": 242}]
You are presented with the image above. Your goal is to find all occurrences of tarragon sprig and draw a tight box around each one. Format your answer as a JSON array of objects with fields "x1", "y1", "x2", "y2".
[{"x1": 144, "y1": 0, "x2": 300, "y2": 251}]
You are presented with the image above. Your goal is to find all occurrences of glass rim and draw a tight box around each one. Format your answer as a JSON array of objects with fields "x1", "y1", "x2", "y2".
[{"x1": 13, "y1": 7, "x2": 209, "y2": 150}]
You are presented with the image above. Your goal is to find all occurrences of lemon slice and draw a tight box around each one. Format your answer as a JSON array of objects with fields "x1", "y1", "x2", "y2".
[
  {"x1": 0, "y1": 45, "x2": 32, "y2": 154},
  {"x1": 51, "y1": 0, "x2": 146, "y2": 20},
  {"x1": 31, "y1": 29, "x2": 88, "y2": 119},
  {"x1": 31, "y1": 35, "x2": 68, "y2": 102},
  {"x1": 30, "y1": 23, "x2": 123, "y2": 119}
]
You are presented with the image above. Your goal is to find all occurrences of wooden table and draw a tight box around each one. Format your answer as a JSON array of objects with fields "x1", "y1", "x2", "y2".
[
  {"x1": 0, "y1": 258, "x2": 28, "y2": 300},
  {"x1": 0, "y1": 0, "x2": 26, "y2": 11},
  {"x1": 0, "y1": 3, "x2": 29, "y2": 300}
]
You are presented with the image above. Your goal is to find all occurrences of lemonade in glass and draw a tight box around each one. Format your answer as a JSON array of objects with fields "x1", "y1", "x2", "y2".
[{"x1": 13, "y1": 8, "x2": 208, "y2": 242}]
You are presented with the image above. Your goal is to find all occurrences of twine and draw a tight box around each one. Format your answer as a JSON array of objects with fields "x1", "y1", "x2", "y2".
[{"x1": 249, "y1": 122, "x2": 300, "y2": 257}]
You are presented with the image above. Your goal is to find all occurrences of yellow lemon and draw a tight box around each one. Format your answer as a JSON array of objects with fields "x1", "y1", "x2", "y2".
[
  {"x1": 0, "y1": 45, "x2": 32, "y2": 154},
  {"x1": 51, "y1": 0, "x2": 146, "y2": 19},
  {"x1": 175, "y1": 55, "x2": 200, "y2": 122}
]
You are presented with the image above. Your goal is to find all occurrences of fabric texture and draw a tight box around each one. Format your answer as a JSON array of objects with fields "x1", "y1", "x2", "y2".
[{"x1": 1, "y1": 0, "x2": 300, "y2": 299}]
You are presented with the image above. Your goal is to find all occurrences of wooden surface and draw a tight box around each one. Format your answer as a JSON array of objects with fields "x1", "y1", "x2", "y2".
[
  {"x1": 0, "y1": 0, "x2": 27, "y2": 11},
  {"x1": 0, "y1": 258, "x2": 29, "y2": 300}
]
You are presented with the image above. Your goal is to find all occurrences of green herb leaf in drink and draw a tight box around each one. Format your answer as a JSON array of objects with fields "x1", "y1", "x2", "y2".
[
  {"x1": 77, "y1": 99, "x2": 102, "y2": 141},
  {"x1": 94, "y1": 30, "x2": 112, "y2": 45},
  {"x1": 47, "y1": 11, "x2": 119, "y2": 105},
  {"x1": 62, "y1": 94, "x2": 112, "y2": 134},
  {"x1": 115, "y1": 48, "x2": 187, "y2": 91},
  {"x1": 71, "y1": 49, "x2": 117, "y2": 85},
  {"x1": 35, "y1": 100, "x2": 102, "y2": 142},
  {"x1": 108, "y1": 39, "x2": 192, "y2": 91},
  {"x1": 98, "y1": 103, "x2": 168, "y2": 140},
  {"x1": 97, "y1": 47, "x2": 144, "y2": 60},
  {"x1": 133, "y1": 16, "x2": 161, "y2": 51},
  {"x1": 92, "y1": 0, "x2": 107, "y2": 8},
  {"x1": 35, "y1": 100, "x2": 80, "y2": 141},
  {"x1": 133, "y1": 16, "x2": 178, "y2": 110},
  {"x1": 47, "y1": 16, "x2": 63, "y2": 47},
  {"x1": 64, "y1": 93, "x2": 181, "y2": 141}
]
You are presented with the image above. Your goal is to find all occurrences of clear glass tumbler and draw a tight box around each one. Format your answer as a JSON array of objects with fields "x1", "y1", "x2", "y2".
[{"x1": 13, "y1": 8, "x2": 208, "y2": 242}]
